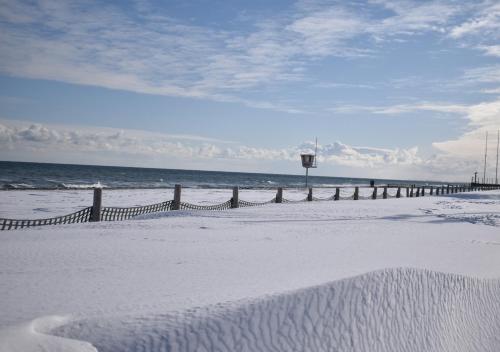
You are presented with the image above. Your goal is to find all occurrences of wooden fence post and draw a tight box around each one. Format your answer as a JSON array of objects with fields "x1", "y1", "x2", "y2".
[
  {"x1": 232, "y1": 187, "x2": 239, "y2": 208},
  {"x1": 436, "y1": 187, "x2": 440, "y2": 195},
  {"x1": 276, "y1": 187, "x2": 283, "y2": 203},
  {"x1": 307, "y1": 187, "x2": 313, "y2": 201},
  {"x1": 406, "y1": 187, "x2": 410, "y2": 197},
  {"x1": 354, "y1": 187, "x2": 359, "y2": 200},
  {"x1": 410, "y1": 187, "x2": 414, "y2": 197},
  {"x1": 396, "y1": 187, "x2": 401, "y2": 198},
  {"x1": 446, "y1": 185, "x2": 450, "y2": 194},
  {"x1": 334, "y1": 187, "x2": 340, "y2": 201},
  {"x1": 383, "y1": 187, "x2": 387, "y2": 199},
  {"x1": 430, "y1": 186, "x2": 433, "y2": 195},
  {"x1": 90, "y1": 188, "x2": 102, "y2": 222},
  {"x1": 416, "y1": 187, "x2": 420, "y2": 197},
  {"x1": 172, "y1": 184, "x2": 182, "y2": 210},
  {"x1": 372, "y1": 187, "x2": 377, "y2": 200}
]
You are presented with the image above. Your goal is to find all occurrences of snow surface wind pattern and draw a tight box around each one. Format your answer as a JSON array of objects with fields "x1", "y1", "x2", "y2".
[{"x1": 55, "y1": 268, "x2": 500, "y2": 352}]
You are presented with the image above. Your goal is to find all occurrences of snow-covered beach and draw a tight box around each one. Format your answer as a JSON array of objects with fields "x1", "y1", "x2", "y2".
[{"x1": 1, "y1": 189, "x2": 500, "y2": 352}]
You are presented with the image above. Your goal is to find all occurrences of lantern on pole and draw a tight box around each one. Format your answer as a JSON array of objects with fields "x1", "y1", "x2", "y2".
[{"x1": 300, "y1": 138, "x2": 318, "y2": 188}]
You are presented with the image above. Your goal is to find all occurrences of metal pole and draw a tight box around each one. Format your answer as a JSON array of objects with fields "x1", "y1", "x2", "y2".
[
  {"x1": 483, "y1": 131, "x2": 488, "y2": 183},
  {"x1": 496, "y1": 129, "x2": 499, "y2": 184},
  {"x1": 305, "y1": 168, "x2": 309, "y2": 188}
]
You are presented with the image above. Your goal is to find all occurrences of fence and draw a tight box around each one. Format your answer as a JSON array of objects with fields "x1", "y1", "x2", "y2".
[{"x1": 1, "y1": 183, "x2": 499, "y2": 231}]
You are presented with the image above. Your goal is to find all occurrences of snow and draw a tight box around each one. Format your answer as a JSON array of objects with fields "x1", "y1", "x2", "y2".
[{"x1": 1, "y1": 190, "x2": 500, "y2": 351}]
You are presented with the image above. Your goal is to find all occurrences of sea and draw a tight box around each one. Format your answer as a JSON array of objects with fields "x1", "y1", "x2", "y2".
[{"x1": 0, "y1": 161, "x2": 444, "y2": 190}]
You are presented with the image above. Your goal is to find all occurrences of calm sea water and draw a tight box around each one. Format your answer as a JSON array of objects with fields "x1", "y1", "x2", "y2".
[{"x1": 0, "y1": 161, "x2": 443, "y2": 190}]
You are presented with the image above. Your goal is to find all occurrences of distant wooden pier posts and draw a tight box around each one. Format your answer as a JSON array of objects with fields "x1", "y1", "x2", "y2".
[{"x1": 90, "y1": 188, "x2": 102, "y2": 222}]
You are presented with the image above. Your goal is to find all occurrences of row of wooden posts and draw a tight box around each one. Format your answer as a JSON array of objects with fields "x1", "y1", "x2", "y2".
[{"x1": 88, "y1": 184, "x2": 499, "y2": 222}]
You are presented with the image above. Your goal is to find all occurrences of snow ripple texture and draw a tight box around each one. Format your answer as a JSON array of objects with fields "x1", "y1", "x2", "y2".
[{"x1": 55, "y1": 267, "x2": 500, "y2": 352}]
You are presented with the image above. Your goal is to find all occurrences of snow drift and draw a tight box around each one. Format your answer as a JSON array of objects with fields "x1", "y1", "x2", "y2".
[{"x1": 51, "y1": 267, "x2": 500, "y2": 352}]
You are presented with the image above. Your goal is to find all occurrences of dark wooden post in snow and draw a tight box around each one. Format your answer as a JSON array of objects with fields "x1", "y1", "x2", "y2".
[
  {"x1": 307, "y1": 187, "x2": 313, "y2": 201},
  {"x1": 430, "y1": 186, "x2": 434, "y2": 195},
  {"x1": 406, "y1": 187, "x2": 410, "y2": 197},
  {"x1": 383, "y1": 187, "x2": 388, "y2": 199},
  {"x1": 334, "y1": 187, "x2": 340, "y2": 201},
  {"x1": 172, "y1": 184, "x2": 182, "y2": 210},
  {"x1": 231, "y1": 187, "x2": 239, "y2": 208},
  {"x1": 422, "y1": 187, "x2": 425, "y2": 196},
  {"x1": 436, "y1": 187, "x2": 440, "y2": 195},
  {"x1": 372, "y1": 187, "x2": 377, "y2": 200},
  {"x1": 416, "y1": 187, "x2": 420, "y2": 197},
  {"x1": 90, "y1": 188, "x2": 102, "y2": 222},
  {"x1": 396, "y1": 187, "x2": 401, "y2": 198},
  {"x1": 276, "y1": 187, "x2": 283, "y2": 203},
  {"x1": 447, "y1": 185, "x2": 450, "y2": 194},
  {"x1": 354, "y1": 187, "x2": 359, "y2": 200},
  {"x1": 410, "y1": 187, "x2": 414, "y2": 197}
]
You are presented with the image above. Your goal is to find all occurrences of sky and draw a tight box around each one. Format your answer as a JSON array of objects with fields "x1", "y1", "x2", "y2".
[{"x1": 0, "y1": 0, "x2": 499, "y2": 182}]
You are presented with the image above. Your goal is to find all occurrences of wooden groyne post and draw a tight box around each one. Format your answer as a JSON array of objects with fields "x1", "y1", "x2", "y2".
[
  {"x1": 172, "y1": 184, "x2": 182, "y2": 210},
  {"x1": 231, "y1": 187, "x2": 239, "y2": 208},
  {"x1": 334, "y1": 188, "x2": 340, "y2": 201},
  {"x1": 90, "y1": 188, "x2": 102, "y2": 222},
  {"x1": 276, "y1": 187, "x2": 283, "y2": 203},
  {"x1": 354, "y1": 187, "x2": 359, "y2": 200}
]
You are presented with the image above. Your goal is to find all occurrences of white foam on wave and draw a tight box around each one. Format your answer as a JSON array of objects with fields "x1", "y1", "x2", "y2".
[
  {"x1": 61, "y1": 182, "x2": 105, "y2": 189},
  {"x1": 52, "y1": 268, "x2": 500, "y2": 352}
]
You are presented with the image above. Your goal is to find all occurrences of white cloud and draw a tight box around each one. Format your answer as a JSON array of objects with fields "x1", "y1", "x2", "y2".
[
  {"x1": 478, "y1": 45, "x2": 500, "y2": 58},
  {"x1": 328, "y1": 102, "x2": 469, "y2": 115},
  {"x1": 0, "y1": 0, "x2": 475, "y2": 113},
  {"x1": 449, "y1": 2, "x2": 500, "y2": 39},
  {"x1": 3, "y1": 118, "x2": 497, "y2": 181},
  {"x1": 0, "y1": 119, "x2": 424, "y2": 169},
  {"x1": 463, "y1": 65, "x2": 500, "y2": 85}
]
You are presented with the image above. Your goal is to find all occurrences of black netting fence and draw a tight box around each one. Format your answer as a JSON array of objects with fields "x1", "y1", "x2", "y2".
[{"x1": 1, "y1": 184, "x2": 493, "y2": 230}]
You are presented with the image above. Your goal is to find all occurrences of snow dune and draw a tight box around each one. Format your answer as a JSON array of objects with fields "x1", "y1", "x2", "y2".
[{"x1": 17, "y1": 268, "x2": 500, "y2": 352}]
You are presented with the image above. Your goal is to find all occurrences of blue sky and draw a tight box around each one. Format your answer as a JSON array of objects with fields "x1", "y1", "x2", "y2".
[{"x1": 0, "y1": 0, "x2": 499, "y2": 181}]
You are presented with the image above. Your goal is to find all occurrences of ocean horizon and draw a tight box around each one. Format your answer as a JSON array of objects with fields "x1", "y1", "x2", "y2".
[{"x1": 0, "y1": 160, "x2": 450, "y2": 190}]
